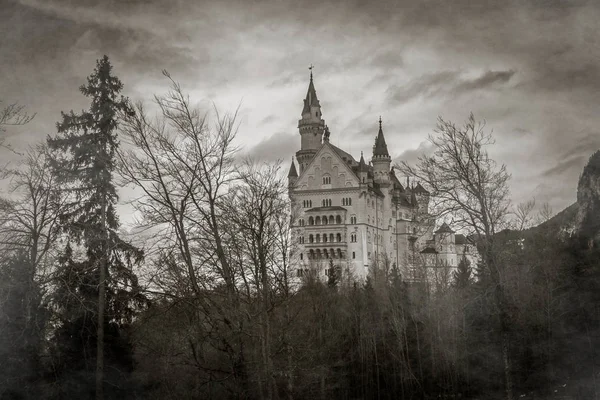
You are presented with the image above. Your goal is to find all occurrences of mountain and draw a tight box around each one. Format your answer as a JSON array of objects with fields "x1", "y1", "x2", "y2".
[{"x1": 532, "y1": 150, "x2": 600, "y2": 241}]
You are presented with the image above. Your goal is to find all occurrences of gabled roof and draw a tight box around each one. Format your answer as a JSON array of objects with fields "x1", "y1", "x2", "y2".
[
  {"x1": 288, "y1": 158, "x2": 298, "y2": 177},
  {"x1": 294, "y1": 141, "x2": 360, "y2": 186},
  {"x1": 413, "y1": 182, "x2": 429, "y2": 195},
  {"x1": 302, "y1": 75, "x2": 320, "y2": 114},
  {"x1": 330, "y1": 143, "x2": 357, "y2": 165},
  {"x1": 373, "y1": 118, "x2": 390, "y2": 158},
  {"x1": 435, "y1": 222, "x2": 455, "y2": 234}
]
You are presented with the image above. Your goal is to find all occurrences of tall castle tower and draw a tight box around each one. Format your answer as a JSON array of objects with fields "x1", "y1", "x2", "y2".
[
  {"x1": 296, "y1": 70, "x2": 325, "y2": 173},
  {"x1": 371, "y1": 117, "x2": 391, "y2": 186}
]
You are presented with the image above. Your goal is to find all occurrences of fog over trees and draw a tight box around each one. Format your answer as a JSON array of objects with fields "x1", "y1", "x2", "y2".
[{"x1": 1, "y1": 56, "x2": 600, "y2": 400}]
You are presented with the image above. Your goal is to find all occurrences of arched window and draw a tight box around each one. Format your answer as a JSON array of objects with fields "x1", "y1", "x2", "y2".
[
  {"x1": 309, "y1": 234, "x2": 314, "y2": 243},
  {"x1": 329, "y1": 215, "x2": 334, "y2": 224},
  {"x1": 316, "y1": 249, "x2": 321, "y2": 259},
  {"x1": 336, "y1": 233, "x2": 342, "y2": 242},
  {"x1": 336, "y1": 215, "x2": 342, "y2": 224},
  {"x1": 299, "y1": 236, "x2": 304, "y2": 244},
  {"x1": 342, "y1": 198, "x2": 346, "y2": 206},
  {"x1": 330, "y1": 248, "x2": 335, "y2": 258},
  {"x1": 351, "y1": 233, "x2": 356, "y2": 243},
  {"x1": 350, "y1": 216, "x2": 356, "y2": 224},
  {"x1": 316, "y1": 234, "x2": 321, "y2": 243},
  {"x1": 348, "y1": 198, "x2": 352, "y2": 206},
  {"x1": 352, "y1": 252, "x2": 356, "y2": 259},
  {"x1": 322, "y1": 175, "x2": 331, "y2": 185},
  {"x1": 329, "y1": 233, "x2": 334, "y2": 242},
  {"x1": 322, "y1": 216, "x2": 328, "y2": 225},
  {"x1": 310, "y1": 250, "x2": 315, "y2": 259},
  {"x1": 316, "y1": 216, "x2": 321, "y2": 225},
  {"x1": 337, "y1": 249, "x2": 342, "y2": 258},
  {"x1": 308, "y1": 216, "x2": 314, "y2": 225},
  {"x1": 323, "y1": 249, "x2": 328, "y2": 259},
  {"x1": 323, "y1": 234, "x2": 327, "y2": 243}
]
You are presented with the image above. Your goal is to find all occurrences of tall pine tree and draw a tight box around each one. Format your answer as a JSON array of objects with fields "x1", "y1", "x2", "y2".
[{"x1": 47, "y1": 55, "x2": 145, "y2": 400}]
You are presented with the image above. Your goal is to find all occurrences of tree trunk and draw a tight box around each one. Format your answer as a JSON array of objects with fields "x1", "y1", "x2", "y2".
[{"x1": 96, "y1": 189, "x2": 107, "y2": 400}]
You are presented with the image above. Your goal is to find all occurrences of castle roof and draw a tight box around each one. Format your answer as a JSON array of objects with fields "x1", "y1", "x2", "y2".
[
  {"x1": 302, "y1": 73, "x2": 320, "y2": 114},
  {"x1": 435, "y1": 222, "x2": 455, "y2": 234},
  {"x1": 390, "y1": 171, "x2": 405, "y2": 191},
  {"x1": 358, "y1": 152, "x2": 369, "y2": 173},
  {"x1": 288, "y1": 158, "x2": 298, "y2": 177},
  {"x1": 413, "y1": 182, "x2": 429, "y2": 195},
  {"x1": 373, "y1": 117, "x2": 390, "y2": 158}
]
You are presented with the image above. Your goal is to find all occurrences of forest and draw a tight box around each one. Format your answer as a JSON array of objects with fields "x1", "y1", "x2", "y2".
[{"x1": 1, "y1": 56, "x2": 600, "y2": 400}]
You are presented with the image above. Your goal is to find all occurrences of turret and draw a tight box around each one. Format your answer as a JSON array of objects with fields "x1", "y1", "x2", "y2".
[
  {"x1": 288, "y1": 157, "x2": 298, "y2": 189},
  {"x1": 296, "y1": 69, "x2": 325, "y2": 173},
  {"x1": 413, "y1": 182, "x2": 430, "y2": 213},
  {"x1": 371, "y1": 117, "x2": 391, "y2": 186},
  {"x1": 358, "y1": 152, "x2": 369, "y2": 185}
]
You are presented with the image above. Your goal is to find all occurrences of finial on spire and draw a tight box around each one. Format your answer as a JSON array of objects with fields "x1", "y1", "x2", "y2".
[
  {"x1": 379, "y1": 116, "x2": 382, "y2": 129},
  {"x1": 309, "y1": 64, "x2": 314, "y2": 81}
]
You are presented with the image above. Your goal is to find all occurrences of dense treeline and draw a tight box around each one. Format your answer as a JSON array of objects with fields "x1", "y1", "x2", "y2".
[{"x1": 1, "y1": 56, "x2": 599, "y2": 400}]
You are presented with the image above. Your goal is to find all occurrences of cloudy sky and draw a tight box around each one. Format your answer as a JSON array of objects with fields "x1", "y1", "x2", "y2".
[{"x1": 2, "y1": 0, "x2": 600, "y2": 215}]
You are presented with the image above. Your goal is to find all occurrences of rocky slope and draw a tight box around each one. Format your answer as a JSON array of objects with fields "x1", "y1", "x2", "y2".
[{"x1": 533, "y1": 150, "x2": 600, "y2": 241}]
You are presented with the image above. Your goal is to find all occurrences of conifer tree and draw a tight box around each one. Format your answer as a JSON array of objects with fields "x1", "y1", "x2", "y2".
[
  {"x1": 47, "y1": 55, "x2": 144, "y2": 399},
  {"x1": 453, "y1": 255, "x2": 472, "y2": 290}
]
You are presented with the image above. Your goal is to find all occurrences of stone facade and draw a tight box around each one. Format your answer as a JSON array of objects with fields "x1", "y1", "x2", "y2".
[{"x1": 288, "y1": 73, "x2": 479, "y2": 282}]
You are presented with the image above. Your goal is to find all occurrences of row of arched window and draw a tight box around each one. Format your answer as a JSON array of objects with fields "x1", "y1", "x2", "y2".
[
  {"x1": 306, "y1": 233, "x2": 343, "y2": 243},
  {"x1": 342, "y1": 197, "x2": 352, "y2": 206},
  {"x1": 302, "y1": 200, "x2": 313, "y2": 208},
  {"x1": 322, "y1": 199, "x2": 332, "y2": 207},
  {"x1": 307, "y1": 215, "x2": 342, "y2": 225},
  {"x1": 322, "y1": 176, "x2": 331, "y2": 184},
  {"x1": 308, "y1": 248, "x2": 344, "y2": 259},
  {"x1": 299, "y1": 250, "x2": 357, "y2": 261}
]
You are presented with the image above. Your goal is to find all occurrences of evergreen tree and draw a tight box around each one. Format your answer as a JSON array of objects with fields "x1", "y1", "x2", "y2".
[
  {"x1": 327, "y1": 258, "x2": 339, "y2": 288},
  {"x1": 47, "y1": 55, "x2": 145, "y2": 399},
  {"x1": 453, "y1": 255, "x2": 473, "y2": 290}
]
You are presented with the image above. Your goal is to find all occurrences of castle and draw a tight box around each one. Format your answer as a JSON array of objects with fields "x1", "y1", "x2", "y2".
[{"x1": 288, "y1": 72, "x2": 478, "y2": 283}]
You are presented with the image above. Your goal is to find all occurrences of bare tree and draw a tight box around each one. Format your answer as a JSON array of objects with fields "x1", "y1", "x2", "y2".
[
  {"x1": 536, "y1": 201, "x2": 554, "y2": 225},
  {"x1": 117, "y1": 72, "x2": 252, "y2": 394},
  {"x1": 398, "y1": 113, "x2": 515, "y2": 400},
  {"x1": 0, "y1": 144, "x2": 63, "y2": 275},
  {"x1": 514, "y1": 198, "x2": 536, "y2": 231},
  {"x1": 0, "y1": 102, "x2": 35, "y2": 153}
]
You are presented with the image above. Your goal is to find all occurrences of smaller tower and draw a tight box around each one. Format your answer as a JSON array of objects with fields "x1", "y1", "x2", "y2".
[
  {"x1": 413, "y1": 182, "x2": 430, "y2": 213},
  {"x1": 288, "y1": 157, "x2": 298, "y2": 190},
  {"x1": 372, "y1": 117, "x2": 391, "y2": 186},
  {"x1": 358, "y1": 152, "x2": 369, "y2": 184}
]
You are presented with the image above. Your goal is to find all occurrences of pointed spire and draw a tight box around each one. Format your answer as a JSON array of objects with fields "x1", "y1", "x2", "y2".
[
  {"x1": 302, "y1": 65, "x2": 320, "y2": 115},
  {"x1": 358, "y1": 151, "x2": 368, "y2": 172},
  {"x1": 373, "y1": 116, "x2": 390, "y2": 158},
  {"x1": 288, "y1": 157, "x2": 298, "y2": 178}
]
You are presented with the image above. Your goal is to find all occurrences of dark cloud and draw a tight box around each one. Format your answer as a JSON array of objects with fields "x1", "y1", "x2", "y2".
[
  {"x1": 392, "y1": 141, "x2": 435, "y2": 168},
  {"x1": 387, "y1": 69, "x2": 516, "y2": 106},
  {"x1": 452, "y1": 70, "x2": 516, "y2": 94},
  {"x1": 386, "y1": 71, "x2": 460, "y2": 105},
  {"x1": 244, "y1": 132, "x2": 297, "y2": 163},
  {"x1": 542, "y1": 155, "x2": 587, "y2": 178},
  {"x1": 3, "y1": 0, "x2": 600, "y2": 216}
]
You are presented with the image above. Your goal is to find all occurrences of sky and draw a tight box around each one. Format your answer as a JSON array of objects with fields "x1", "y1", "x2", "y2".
[{"x1": 2, "y1": 0, "x2": 600, "y2": 217}]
